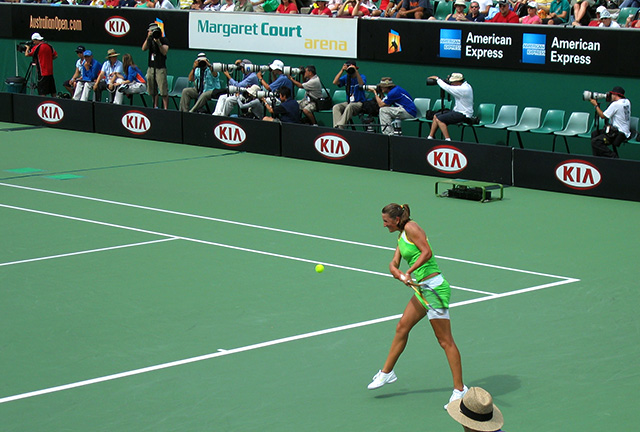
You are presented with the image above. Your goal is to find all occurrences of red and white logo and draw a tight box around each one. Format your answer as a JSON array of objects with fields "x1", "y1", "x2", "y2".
[
  {"x1": 426, "y1": 145, "x2": 468, "y2": 174},
  {"x1": 37, "y1": 101, "x2": 64, "y2": 124},
  {"x1": 121, "y1": 111, "x2": 151, "y2": 134},
  {"x1": 214, "y1": 121, "x2": 246, "y2": 146},
  {"x1": 555, "y1": 159, "x2": 601, "y2": 190},
  {"x1": 314, "y1": 133, "x2": 350, "y2": 160},
  {"x1": 105, "y1": 17, "x2": 130, "y2": 37}
]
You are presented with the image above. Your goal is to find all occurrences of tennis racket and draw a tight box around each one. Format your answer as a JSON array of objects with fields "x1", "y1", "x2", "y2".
[{"x1": 404, "y1": 279, "x2": 445, "y2": 315}]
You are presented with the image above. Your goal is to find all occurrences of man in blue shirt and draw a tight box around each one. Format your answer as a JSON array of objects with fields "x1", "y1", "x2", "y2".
[
  {"x1": 369, "y1": 77, "x2": 417, "y2": 135},
  {"x1": 180, "y1": 52, "x2": 221, "y2": 112},
  {"x1": 262, "y1": 87, "x2": 301, "y2": 123},
  {"x1": 212, "y1": 58, "x2": 259, "y2": 116},
  {"x1": 332, "y1": 60, "x2": 368, "y2": 128},
  {"x1": 257, "y1": 59, "x2": 293, "y2": 94},
  {"x1": 72, "y1": 50, "x2": 102, "y2": 101}
]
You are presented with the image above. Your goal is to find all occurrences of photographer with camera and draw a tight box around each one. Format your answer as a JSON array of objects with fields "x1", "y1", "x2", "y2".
[
  {"x1": 24, "y1": 33, "x2": 58, "y2": 97},
  {"x1": 588, "y1": 86, "x2": 631, "y2": 158},
  {"x1": 212, "y1": 59, "x2": 260, "y2": 116},
  {"x1": 367, "y1": 77, "x2": 416, "y2": 136},
  {"x1": 332, "y1": 60, "x2": 368, "y2": 129},
  {"x1": 236, "y1": 85, "x2": 265, "y2": 120},
  {"x1": 257, "y1": 59, "x2": 293, "y2": 94},
  {"x1": 180, "y1": 52, "x2": 221, "y2": 113},
  {"x1": 426, "y1": 73, "x2": 474, "y2": 141},
  {"x1": 142, "y1": 22, "x2": 170, "y2": 109},
  {"x1": 288, "y1": 65, "x2": 323, "y2": 125},
  {"x1": 262, "y1": 87, "x2": 301, "y2": 123}
]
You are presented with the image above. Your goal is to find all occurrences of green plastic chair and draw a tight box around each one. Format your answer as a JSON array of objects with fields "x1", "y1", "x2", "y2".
[
  {"x1": 626, "y1": 116, "x2": 639, "y2": 145},
  {"x1": 552, "y1": 112, "x2": 590, "y2": 153},
  {"x1": 617, "y1": 7, "x2": 638, "y2": 26},
  {"x1": 435, "y1": 0, "x2": 453, "y2": 19},
  {"x1": 530, "y1": 109, "x2": 565, "y2": 134},
  {"x1": 168, "y1": 76, "x2": 190, "y2": 110},
  {"x1": 459, "y1": 103, "x2": 495, "y2": 142},
  {"x1": 506, "y1": 107, "x2": 542, "y2": 148},
  {"x1": 403, "y1": 97, "x2": 430, "y2": 136},
  {"x1": 484, "y1": 105, "x2": 518, "y2": 130},
  {"x1": 295, "y1": 88, "x2": 306, "y2": 101},
  {"x1": 332, "y1": 89, "x2": 347, "y2": 105},
  {"x1": 578, "y1": 116, "x2": 602, "y2": 139}
]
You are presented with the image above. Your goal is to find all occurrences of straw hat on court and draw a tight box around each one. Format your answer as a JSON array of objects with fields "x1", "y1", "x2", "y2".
[
  {"x1": 106, "y1": 49, "x2": 120, "y2": 59},
  {"x1": 447, "y1": 387, "x2": 504, "y2": 432}
]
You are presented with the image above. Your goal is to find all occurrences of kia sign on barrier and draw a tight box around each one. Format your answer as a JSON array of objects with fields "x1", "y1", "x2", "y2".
[
  {"x1": 554, "y1": 159, "x2": 602, "y2": 190},
  {"x1": 37, "y1": 101, "x2": 64, "y2": 124},
  {"x1": 12, "y1": 94, "x2": 94, "y2": 132},
  {"x1": 314, "y1": 133, "x2": 351, "y2": 160},
  {"x1": 426, "y1": 145, "x2": 468, "y2": 174},
  {"x1": 94, "y1": 103, "x2": 182, "y2": 143},
  {"x1": 121, "y1": 111, "x2": 151, "y2": 135},
  {"x1": 213, "y1": 121, "x2": 247, "y2": 146},
  {"x1": 104, "y1": 16, "x2": 130, "y2": 37}
]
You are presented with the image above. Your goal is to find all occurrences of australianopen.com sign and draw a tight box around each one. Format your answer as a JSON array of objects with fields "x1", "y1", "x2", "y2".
[{"x1": 188, "y1": 12, "x2": 357, "y2": 58}]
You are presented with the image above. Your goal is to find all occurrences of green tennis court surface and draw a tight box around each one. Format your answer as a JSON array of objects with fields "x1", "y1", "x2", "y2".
[{"x1": 0, "y1": 123, "x2": 637, "y2": 431}]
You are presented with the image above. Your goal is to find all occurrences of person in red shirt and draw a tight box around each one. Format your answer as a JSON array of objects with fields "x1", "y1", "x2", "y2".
[
  {"x1": 276, "y1": 0, "x2": 299, "y2": 13},
  {"x1": 25, "y1": 32, "x2": 58, "y2": 96},
  {"x1": 337, "y1": 0, "x2": 370, "y2": 16},
  {"x1": 311, "y1": 0, "x2": 333, "y2": 14},
  {"x1": 489, "y1": 0, "x2": 519, "y2": 22}
]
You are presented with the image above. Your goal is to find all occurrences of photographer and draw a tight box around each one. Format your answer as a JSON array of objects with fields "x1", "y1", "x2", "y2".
[
  {"x1": 590, "y1": 86, "x2": 631, "y2": 158},
  {"x1": 212, "y1": 59, "x2": 259, "y2": 116},
  {"x1": 332, "y1": 60, "x2": 368, "y2": 129},
  {"x1": 257, "y1": 59, "x2": 293, "y2": 94},
  {"x1": 288, "y1": 65, "x2": 323, "y2": 125},
  {"x1": 180, "y1": 52, "x2": 221, "y2": 112},
  {"x1": 142, "y1": 22, "x2": 170, "y2": 109},
  {"x1": 368, "y1": 77, "x2": 416, "y2": 136},
  {"x1": 426, "y1": 73, "x2": 474, "y2": 141},
  {"x1": 262, "y1": 87, "x2": 301, "y2": 123},
  {"x1": 237, "y1": 85, "x2": 265, "y2": 120},
  {"x1": 24, "y1": 33, "x2": 58, "y2": 97}
]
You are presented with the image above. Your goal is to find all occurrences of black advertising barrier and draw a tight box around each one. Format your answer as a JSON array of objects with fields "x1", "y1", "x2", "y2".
[
  {"x1": 358, "y1": 20, "x2": 640, "y2": 78},
  {"x1": 0, "y1": 92, "x2": 13, "y2": 123},
  {"x1": 281, "y1": 124, "x2": 389, "y2": 170},
  {"x1": 94, "y1": 102, "x2": 182, "y2": 143},
  {"x1": 8, "y1": 4, "x2": 189, "y2": 49},
  {"x1": 390, "y1": 136, "x2": 512, "y2": 184},
  {"x1": 182, "y1": 113, "x2": 280, "y2": 155},
  {"x1": 513, "y1": 148, "x2": 640, "y2": 201},
  {"x1": 0, "y1": 5, "x2": 11, "y2": 39},
  {"x1": 12, "y1": 93, "x2": 94, "y2": 132}
]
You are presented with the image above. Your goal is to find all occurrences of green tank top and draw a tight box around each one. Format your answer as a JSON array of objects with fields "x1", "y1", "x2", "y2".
[{"x1": 398, "y1": 230, "x2": 441, "y2": 282}]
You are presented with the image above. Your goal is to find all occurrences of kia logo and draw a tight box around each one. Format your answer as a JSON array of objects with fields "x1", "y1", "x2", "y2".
[
  {"x1": 314, "y1": 133, "x2": 350, "y2": 159},
  {"x1": 122, "y1": 111, "x2": 151, "y2": 134},
  {"x1": 426, "y1": 145, "x2": 467, "y2": 173},
  {"x1": 37, "y1": 101, "x2": 64, "y2": 124},
  {"x1": 105, "y1": 16, "x2": 130, "y2": 37},
  {"x1": 213, "y1": 121, "x2": 246, "y2": 146},
  {"x1": 555, "y1": 159, "x2": 601, "y2": 190}
]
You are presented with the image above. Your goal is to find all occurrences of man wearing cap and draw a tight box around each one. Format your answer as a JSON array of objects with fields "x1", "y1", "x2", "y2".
[
  {"x1": 73, "y1": 50, "x2": 102, "y2": 102},
  {"x1": 598, "y1": 9, "x2": 621, "y2": 27},
  {"x1": 332, "y1": 60, "x2": 368, "y2": 129},
  {"x1": 212, "y1": 59, "x2": 260, "y2": 116},
  {"x1": 521, "y1": 2, "x2": 542, "y2": 23},
  {"x1": 489, "y1": 0, "x2": 519, "y2": 22},
  {"x1": 447, "y1": 387, "x2": 505, "y2": 432},
  {"x1": 427, "y1": 73, "x2": 474, "y2": 141},
  {"x1": 24, "y1": 33, "x2": 58, "y2": 97},
  {"x1": 62, "y1": 45, "x2": 86, "y2": 96},
  {"x1": 257, "y1": 59, "x2": 293, "y2": 94},
  {"x1": 237, "y1": 85, "x2": 265, "y2": 119},
  {"x1": 590, "y1": 86, "x2": 631, "y2": 158},
  {"x1": 368, "y1": 77, "x2": 416, "y2": 135},
  {"x1": 180, "y1": 52, "x2": 221, "y2": 113},
  {"x1": 93, "y1": 49, "x2": 124, "y2": 103},
  {"x1": 142, "y1": 22, "x2": 170, "y2": 109}
]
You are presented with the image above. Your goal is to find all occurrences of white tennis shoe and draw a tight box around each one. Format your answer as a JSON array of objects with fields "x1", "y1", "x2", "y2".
[
  {"x1": 367, "y1": 370, "x2": 397, "y2": 390},
  {"x1": 444, "y1": 385, "x2": 468, "y2": 410}
]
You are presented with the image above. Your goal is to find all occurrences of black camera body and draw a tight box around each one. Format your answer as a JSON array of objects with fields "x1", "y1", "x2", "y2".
[
  {"x1": 198, "y1": 60, "x2": 208, "y2": 68},
  {"x1": 426, "y1": 75, "x2": 452, "y2": 86},
  {"x1": 346, "y1": 66, "x2": 357, "y2": 75},
  {"x1": 151, "y1": 28, "x2": 162, "y2": 39},
  {"x1": 17, "y1": 41, "x2": 32, "y2": 53}
]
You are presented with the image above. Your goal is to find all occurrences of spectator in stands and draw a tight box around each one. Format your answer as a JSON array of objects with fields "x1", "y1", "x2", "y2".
[
  {"x1": 361, "y1": 0, "x2": 381, "y2": 14},
  {"x1": 288, "y1": 65, "x2": 323, "y2": 125},
  {"x1": 106, "y1": 0, "x2": 121, "y2": 7},
  {"x1": 155, "y1": 0, "x2": 175, "y2": 7},
  {"x1": 113, "y1": 54, "x2": 147, "y2": 105},
  {"x1": 73, "y1": 50, "x2": 102, "y2": 102},
  {"x1": 257, "y1": 60, "x2": 294, "y2": 94},
  {"x1": 332, "y1": 60, "x2": 368, "y2": 129},
  {"x1": 204, "y1": 0, "x2": 222, "y2": 9},
  {"x1": 234, "y1": 0, "x2": 254, "y2": 11},
  {"x1": 587, "y1": 4, "x2": 606, "y2": 25},
  {"x1": 382, "y1": 0, "x2": 401, "y2": 16},
  {"x1": 136, "y1": 0, "x2": 156, "y2": 7},
  {"x1": 337, "y1": 0, "x2": 371, "y2": 16},
  {"x1": 180, "y1": 52, "x2": 221, "y2": 113},
  {"x1": 446, "y1": 0, "x2": 468, "y2": 20},
  {"x1": 120, "y1": 0, "x2": 137, "y2": 7},
  {"x1": 427, "y1": 73, "x2": 474, "y2": 142},
  {"x1": 489, "y1": 0, "x2": 519, "y2": 22},
  {"x1": 570, "y1": 0, "x2": 594, "y2": 25},
  {"x1": 310, "y1": 0, "x2": 333, "y2": 14},
  {"x1": 475, "y1": 0, "x2": 493, "y2": 14},
  {"x1": 62, "y1": 45, "x2": 86, "y2": 96},
  {"x1": 625, "y1": 13, "x2": 640, "y2": 27},
  {"x1": 521, "y1": 2, "x2": 542, "y2": 22},
  {"x1": 142, "y1": 22, "x2": 169, "y2": 109},
  {"x1": 252, "y1": 0, "x2": 278, "y2": 12},
  {"x1": 24, "y1": 32, "x2": 57, "y2": 97},
  {"x1": 369, "y1": 77, "x2": 417, "y2": 136},
  {"x1": 540, "y1": 0, "x2": 570, "y2": 24},
  {"x1": 464, "y1": 1, "x2": 486, "y2": 21},
  {"x1": 93, "y1": 49, "x2": 123, "y2": 103},
  {"x1": 598, "y1": 9, "x2": 621, "y2": 27},
  {"x1": 446, "y1": 387, "x2": 504, "y2": 432},
  {"x1": 262, "y1": 87, "x2": 301, "y2": 123},
  {"x1": 220, "y1": 0, "x2": 235, "y2": 10},
  {"x1": 590, "y1": 86, "x2": 631, "y2": 158},
  {"x1": 396, "y1": 0, "x2": 433, "y2": 19},
  {"x1": 276, "y1": 0, "x2": 299, "y2": 12},
  {"x1": 619, "y1": 0, "x2": 640, "y2": 8},
  {"x1": 327, "y1": 0, "x2": 342, "y2": 12}
]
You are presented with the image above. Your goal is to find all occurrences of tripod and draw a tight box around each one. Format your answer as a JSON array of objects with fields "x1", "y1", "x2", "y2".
[{"x1": 23, "y1": 61, "x2": 39, "y2": 95}]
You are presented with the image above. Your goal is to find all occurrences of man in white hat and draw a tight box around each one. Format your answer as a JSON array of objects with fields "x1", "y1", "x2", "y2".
[
  {"x1": 24, "y1": 32, "x2": 58, "y2": 96},
  {"x1": 447, "y1": 387, "x2": 505, "y2": 432},
  {"x1": 257, "y1": 59, "x2": 293, "y2": 94},
  {"x1": 94, "y1": 49, "x2": 124, "y2": 103},
  {"x1": 427, "y1": 72, "x2": 474, "y2": 141},
  {"x1": 598, "y1": 9, "x2": 621, "y2": 27}
]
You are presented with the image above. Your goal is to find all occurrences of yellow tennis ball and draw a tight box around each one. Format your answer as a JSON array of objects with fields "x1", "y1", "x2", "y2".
[{"x1": 315, "y1": 264, "x2": 325, "y2": 273}]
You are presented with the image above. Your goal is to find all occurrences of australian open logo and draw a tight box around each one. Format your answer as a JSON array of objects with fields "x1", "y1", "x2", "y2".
[
  {"x1": 522, "y1": 33, "x2": 546, "y2": 64},
  {"x1": 388, "y1": 30, "x2": 401, "y2": 54},
  {"x1": 440, "y1": 29, "x2": 461, "y2": 59}
]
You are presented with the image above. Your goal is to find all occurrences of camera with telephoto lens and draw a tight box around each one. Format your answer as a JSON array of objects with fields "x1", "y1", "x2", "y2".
[
  {"x1": 364, "y1": 84, "x2": 382, "y2": 95},
  {"x1": 346, "y1": 65, "x2": 357, "y2": 75},
  {"x1": 244, "y1": 64, "x2": 269, "y2": 74},
  {"x1": 17, "y1": 41, "x2": 32, "y2": 53},
  {"x1": 426, "y1": 75, "x2": 452, "y2": 86},
  {"x1": 211, "y1": 63, "x2": 238, "y2": 73},
  {"x1": 228, "y1": 86, "x2": 246, "y2": 95},
  {"x1": 198, "y1": 60, "x2": 208, "y2": 68},
  {"x1": 582, "y1": 90, "x2": 611, "y2": 103},
  {"x1": 282, "y1": 66, "x2": 302, "y2": 76},
  {"x1": 256, "y1": 90, "x2": 277, "y2": 99}
]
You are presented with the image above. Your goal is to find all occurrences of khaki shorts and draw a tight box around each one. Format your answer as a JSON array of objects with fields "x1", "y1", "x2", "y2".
[
  {"x1": 299, "y1": 98, "x2": 317, "y2": 112},
  {"x1": 146, "y1": 67, "x2": 168, "y2": 97}
]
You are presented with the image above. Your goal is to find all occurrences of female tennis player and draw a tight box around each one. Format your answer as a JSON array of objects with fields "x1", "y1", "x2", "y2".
[{"x1": 368, "y1": 203, "x2": 467, "y2": 409}]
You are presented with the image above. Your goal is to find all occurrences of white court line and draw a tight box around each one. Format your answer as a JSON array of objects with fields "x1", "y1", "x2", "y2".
[
  {"x1": 0, "y1": 276, "x2": 580, "y2": 405},
  {"x1": 0, "y1": 238, "x2": 178, "y2": 268},
  {"x1": 0, "y1": 182, "x2": 573, "y2": 280}
]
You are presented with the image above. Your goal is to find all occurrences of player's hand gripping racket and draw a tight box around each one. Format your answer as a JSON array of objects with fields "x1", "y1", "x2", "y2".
[{"x1": 401, "y1": 276, "x2": 445, "y2": 315}]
